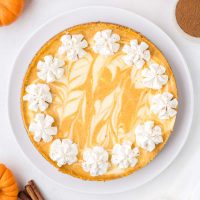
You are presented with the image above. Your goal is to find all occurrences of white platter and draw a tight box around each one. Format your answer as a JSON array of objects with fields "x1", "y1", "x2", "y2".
[{"x1": 8, "y1": 6, "x2": 194, "y2": 194}]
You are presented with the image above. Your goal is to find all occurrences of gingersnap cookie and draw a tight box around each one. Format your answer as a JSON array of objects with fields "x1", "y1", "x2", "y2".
[
  {"x1": 21, "y1": 22, "x2": 178, "y2": 181},
  {"x1": 176, "y1": 0, "x2": 200, "y2": 37}
]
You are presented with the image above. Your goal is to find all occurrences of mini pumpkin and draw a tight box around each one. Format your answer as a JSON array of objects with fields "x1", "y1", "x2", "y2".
[
  {"x1": 0, "y1": 164, "x2": 19, "y2": 200},
  {"x1": 0, "y1": 0, "x2": 24, "y2": 26}
]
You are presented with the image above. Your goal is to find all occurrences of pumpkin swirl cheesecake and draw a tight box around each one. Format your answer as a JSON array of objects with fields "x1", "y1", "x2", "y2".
[{"x1": 21, "y1": 22, "x2": 178, "y2": 181}]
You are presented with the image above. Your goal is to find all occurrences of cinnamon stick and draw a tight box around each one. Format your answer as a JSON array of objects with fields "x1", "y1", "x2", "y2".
[
  {"x1": 25, "y1": 185, "x2": 39, "y2": 200},
  {"x1": 28, "y1": 180, "x2": 45, "y2": 200},
  {"x1": 18, "y1": 191, "x2": 32, "y2": 200}
]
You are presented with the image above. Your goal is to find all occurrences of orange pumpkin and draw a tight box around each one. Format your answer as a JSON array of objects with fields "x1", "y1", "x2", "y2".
[
  {"x1": 0, "y1": 164, "x2": 19, "y2": 200},
  {"x1": 0, "y1": 0, "x2": 24, "y2": 26}
]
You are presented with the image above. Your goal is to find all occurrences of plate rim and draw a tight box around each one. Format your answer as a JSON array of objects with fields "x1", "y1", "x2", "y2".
[{"x1": 7, "y1": 5, "x2": 194, "y2": 194}]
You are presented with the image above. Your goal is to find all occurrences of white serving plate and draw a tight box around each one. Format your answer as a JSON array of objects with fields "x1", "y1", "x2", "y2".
[{"x1": 8, "y1": 6, "x2": 194, "y2": 194}]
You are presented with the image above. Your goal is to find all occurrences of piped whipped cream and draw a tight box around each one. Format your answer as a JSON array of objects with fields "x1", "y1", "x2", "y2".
[
  {"x1": 151, "y1": 92, "x2": 178, "y2": 120},
  {"x1": 58, "y1": 34, "x2": 88, "y2": 61},
  {"x1": 82, "y1": 146, "x2": 109, "y2": 176},
  {"x1": 37, "y1": 55, "x2": 65, "y2": 83},
  {"x1": 92, "y1": 29, "x2": 120, "y2": 56},
  {"x1": 29, "y1": 113, "x2": 57, "y2": 143},
  {"x1": 50, "y1": 139, "x2": 78, "y2": 167},
  {"x1": 122, "y1": 40, "x2": 150, "y2": 69},
  {"x1": 142, "y1": 63, "x2": 168, "y2": 89},
  {"x1": 135, "y1": 121, "x2": 163, "y2": 152},
  {"x1": 23, "y1": 83, "x2": 52, "y2": 112},
  {"x1": 111, "y1": 141, "x2": 139, "y2": 169}
]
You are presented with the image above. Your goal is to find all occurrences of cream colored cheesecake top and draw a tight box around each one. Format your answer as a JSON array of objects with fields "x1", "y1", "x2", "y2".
[{"x1": 21, "y1": 22, "x2": 178, "y2": 181}]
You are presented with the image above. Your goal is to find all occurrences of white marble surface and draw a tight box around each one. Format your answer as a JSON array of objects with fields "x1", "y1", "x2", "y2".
[{"x1": 1, "y1": 0, "x2": 200, "y2": 199}]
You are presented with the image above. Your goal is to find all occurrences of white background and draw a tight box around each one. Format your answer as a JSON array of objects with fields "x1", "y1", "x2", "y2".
[{"x1": 1, "y1": 0, "x2": 200, "y2": 199}]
